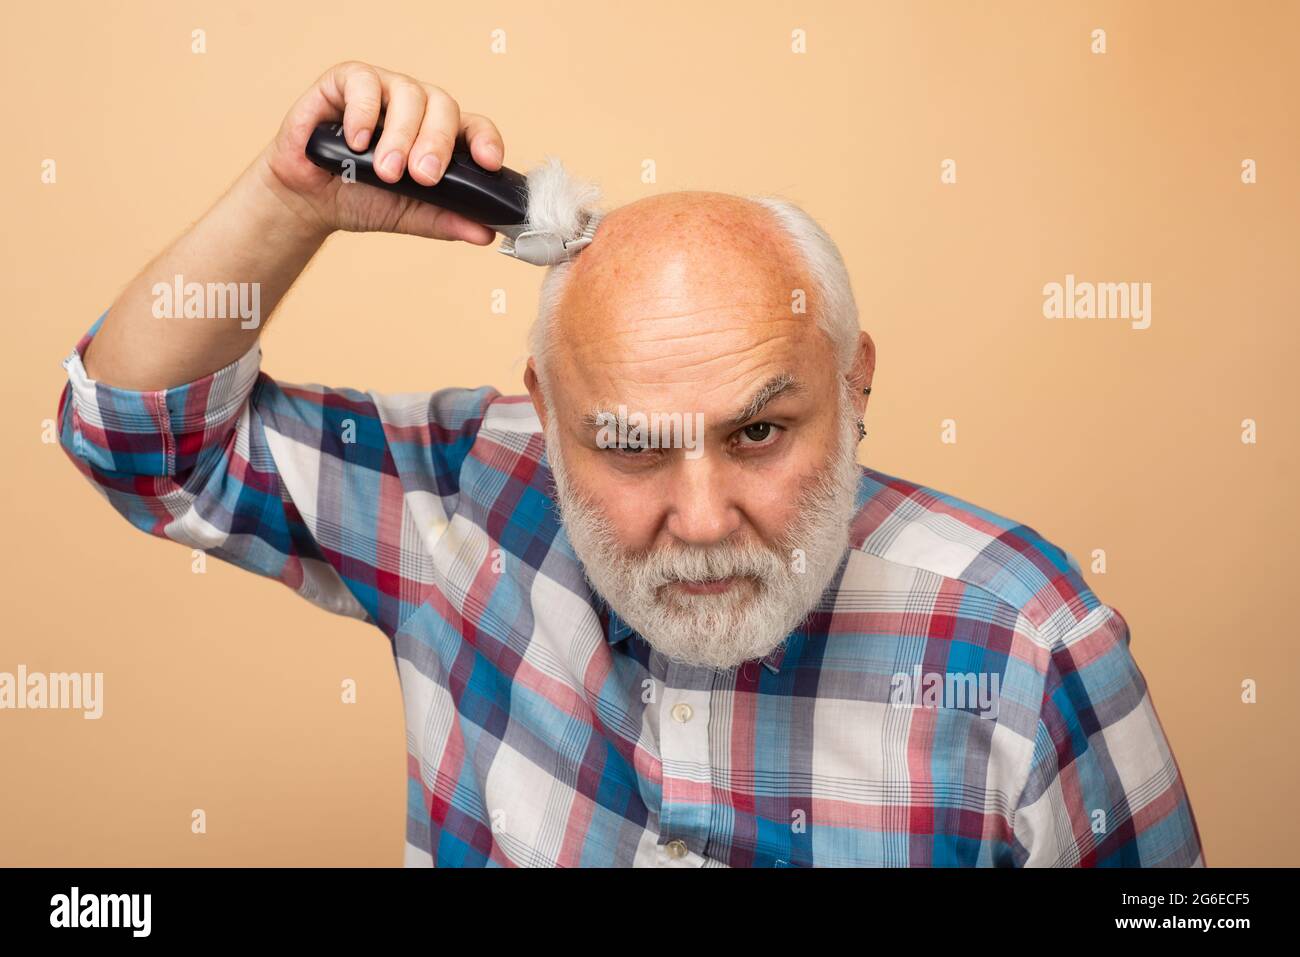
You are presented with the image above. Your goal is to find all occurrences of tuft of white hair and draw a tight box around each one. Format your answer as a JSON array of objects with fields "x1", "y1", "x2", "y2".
[{"x1": 524, "y1": 156, "x2": 603, "y2": 240}]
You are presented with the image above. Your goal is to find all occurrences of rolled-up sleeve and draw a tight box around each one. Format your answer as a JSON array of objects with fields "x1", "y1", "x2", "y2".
[
  {"x1": 61, "y1": 312, "x2": 262, "y2": 477},
  {"x1": 55, "y1": 310, "x2": 375, "y2": 623},
  {"x1": 56, "y1": 310, "x2": 501, "y2": 636}
]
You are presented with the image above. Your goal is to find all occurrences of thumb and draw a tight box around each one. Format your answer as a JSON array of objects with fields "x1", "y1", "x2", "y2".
[{"x1": 396, "y1": 203, "x2": 496, "y2": 244}]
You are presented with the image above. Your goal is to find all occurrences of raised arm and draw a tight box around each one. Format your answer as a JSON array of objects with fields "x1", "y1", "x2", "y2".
[
  {"x1": 83, "y1": 60, "x2": 504, "y2": 389},
  {"x1": 58, "y1": 62, "x2": 509, "y2": 634}
]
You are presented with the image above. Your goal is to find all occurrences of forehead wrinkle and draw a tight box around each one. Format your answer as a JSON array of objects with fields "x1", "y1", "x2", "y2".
[
  {"x1": 592, "y1": 336, "x2": 803, "y2": 386},
  {"x1": 561, "y1": 293, "x2": 803, "y2": 337},
  {"x1": 561, "y1": 323, "x2": 808, "y2": 393},
  {"x1": 613, "y1": 321, "x2": 806, "y2": 358},
  {"x1": 573, "y1": 237, "x2": 795, "y2": 290},
  {"x1": 565, "y1": 314, "x2": 810, "y2": 370}
]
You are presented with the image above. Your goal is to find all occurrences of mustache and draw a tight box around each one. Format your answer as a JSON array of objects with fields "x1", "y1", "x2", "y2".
[{"x1": 633, "y1": 540, "x2": 787, "y2": 589}]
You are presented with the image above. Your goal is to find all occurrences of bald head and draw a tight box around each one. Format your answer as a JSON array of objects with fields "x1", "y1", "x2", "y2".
[
  {"x1": 569, "y1": 190, "x2": 808, "y2": 299},
  {"x1": 541, "y1": 192, "x2": 825, "y2": 408}
]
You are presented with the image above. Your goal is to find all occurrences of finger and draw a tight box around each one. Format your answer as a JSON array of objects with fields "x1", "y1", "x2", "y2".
[
  {"x1": 371, "y1": 76, "x2": 427, "y2": 183},
  {"x1": 395, "y1": 203, "x2": 496, "y2": 244},
  {"x1": 460, "y1": 112, "x2": 505, "y2": 171},
  {"x1": 408, "y1": 87, "x2": 462, "y2": 186},
  {"x1": 331, "y1": 62, "x2": 383, "y2": 152}
]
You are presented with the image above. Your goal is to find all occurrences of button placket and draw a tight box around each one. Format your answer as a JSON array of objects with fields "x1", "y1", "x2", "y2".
[{"x1": 657, "y1": 661, "x2": 713, "y2": 866}]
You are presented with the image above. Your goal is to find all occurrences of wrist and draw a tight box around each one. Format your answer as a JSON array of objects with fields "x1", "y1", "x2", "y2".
[{"x1": 244, "y1": 150, "x2": 335, "y2": 248}]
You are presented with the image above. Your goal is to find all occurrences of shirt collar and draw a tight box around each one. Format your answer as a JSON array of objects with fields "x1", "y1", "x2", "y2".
[{"x1": 602, "y1": 603, "x2": 798, "y2": 675}]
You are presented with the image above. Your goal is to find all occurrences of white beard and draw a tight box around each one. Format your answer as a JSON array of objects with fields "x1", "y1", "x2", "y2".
[{"x1": 545, "y1": 390, "x2": 862, "y2": 671}]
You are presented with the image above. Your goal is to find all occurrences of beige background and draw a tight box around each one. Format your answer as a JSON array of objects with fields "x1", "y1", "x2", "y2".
[{"x1": 1, "y1": 0, "x2": 1296, "y2": 866}]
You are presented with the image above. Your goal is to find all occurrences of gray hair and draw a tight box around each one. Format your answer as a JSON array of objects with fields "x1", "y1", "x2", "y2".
[{"x1": 526, "y1": 163, "x2": 861, "y2": 394}]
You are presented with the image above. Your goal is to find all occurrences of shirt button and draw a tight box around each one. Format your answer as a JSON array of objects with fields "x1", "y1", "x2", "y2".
[
  {"x1": 671, "y1": 703, "x2": 693, "y2": 723},
  {"x1": 665, "y1": 839, "x2": 689, "y2": 859}
]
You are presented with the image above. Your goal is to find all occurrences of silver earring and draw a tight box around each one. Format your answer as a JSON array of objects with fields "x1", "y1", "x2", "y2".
[{"x1": 857, "y1": 419, "x2": 867, "y2": 440}]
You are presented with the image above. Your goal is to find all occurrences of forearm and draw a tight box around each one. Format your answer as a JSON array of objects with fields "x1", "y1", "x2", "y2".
[
  {"x1": 82, "y1": 151, "x2": 331, "y2": 390},
  {"x1": 79, "y1": 60, "x2": 506, "y2": 390}
]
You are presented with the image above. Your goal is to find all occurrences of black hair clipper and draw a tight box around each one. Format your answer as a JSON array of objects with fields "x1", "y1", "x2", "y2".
[{"x1": 304, "y1": 121, "x2": 598, "y2": 266}]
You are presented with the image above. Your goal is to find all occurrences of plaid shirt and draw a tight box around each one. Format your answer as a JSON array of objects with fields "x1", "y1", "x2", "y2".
[{"x1": 57, "y1": 313, "x2": 1204, "y2": 868}]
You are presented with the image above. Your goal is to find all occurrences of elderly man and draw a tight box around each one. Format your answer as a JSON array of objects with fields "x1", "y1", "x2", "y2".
[{"x1": 57, "y1": 62, "x2": 1203, "y2": 867}]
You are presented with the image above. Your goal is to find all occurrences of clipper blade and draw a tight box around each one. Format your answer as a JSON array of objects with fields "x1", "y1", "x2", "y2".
[{"x1": 498, "y1": 209, "x2": 604, "y2": 267}]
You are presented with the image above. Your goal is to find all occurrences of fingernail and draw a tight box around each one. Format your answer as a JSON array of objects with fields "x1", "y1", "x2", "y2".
[
  {"x1": 483, "y1": 143, "x2": 502, "y2": 165},
  {"x1": 417, "y1": 154, "x2": 442, "y2": 181},
  {"x1": 354, "y1": 128, "x2": 371, "y2": 150},
  {"x1": 379, "y1": 151, "x2": 403, "y2": 178}
]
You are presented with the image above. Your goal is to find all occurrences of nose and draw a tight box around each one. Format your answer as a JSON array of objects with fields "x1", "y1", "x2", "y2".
[{"x1": 663, "y1": 456, "x2": 742, "y2": 547}]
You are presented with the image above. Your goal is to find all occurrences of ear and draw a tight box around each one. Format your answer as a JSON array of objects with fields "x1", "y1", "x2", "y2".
[
  {"x1": 847, "y1": 331, "x2": 877, "y2": 416},
  {"x1": 524, "y1": 357, "x2": 549, "y2": 429}
]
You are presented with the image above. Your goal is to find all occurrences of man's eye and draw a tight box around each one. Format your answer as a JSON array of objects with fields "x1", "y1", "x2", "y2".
[
  {"x1": 736, "y1": 422, "x2": 781, "y2": 448},
  {"x1": 600, "y1": 442, "x2": 656, "y2": 460}
]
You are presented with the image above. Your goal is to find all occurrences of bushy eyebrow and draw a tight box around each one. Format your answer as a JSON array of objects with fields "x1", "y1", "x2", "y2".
[
  {"x1": 573, "y1": 373, "x2": 806, "y2": 431},
  {"x1": 726, "y1": 373, "x2": 805, "y2": 426}
]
